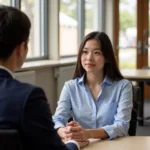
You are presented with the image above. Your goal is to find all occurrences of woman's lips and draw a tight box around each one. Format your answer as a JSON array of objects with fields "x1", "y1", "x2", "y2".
[{"x1": 86, "y1": 64, "x2": 95, "y2": 67}]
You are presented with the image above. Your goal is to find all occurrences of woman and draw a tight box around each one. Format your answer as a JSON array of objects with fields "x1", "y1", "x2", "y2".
[{"x1": 53, "y1": 31, "x2": 133, "y2": 140}]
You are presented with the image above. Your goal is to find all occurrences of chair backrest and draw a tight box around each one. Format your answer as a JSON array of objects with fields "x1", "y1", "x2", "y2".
[
  {"x1": 0, "y1": 129, "x2": 22, "y2": 150},
  {"x1": 128, "y1": 86, "x2": 141, "y2": 136},
  {"x1": 142, "y1": 66, "x2": 150, "y2": 85}
]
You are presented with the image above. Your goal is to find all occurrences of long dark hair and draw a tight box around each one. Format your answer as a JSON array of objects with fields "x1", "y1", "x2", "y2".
[{"x1": 73, "y1": 31, "x2": 124, "y2": 81}]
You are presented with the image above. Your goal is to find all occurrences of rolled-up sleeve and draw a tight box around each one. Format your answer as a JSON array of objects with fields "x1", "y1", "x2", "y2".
[
  {"x1": 53, "y1": 82, "x2": 72, "y2": 129},
  {"x1": 102, "y1": 82, "x2": 133, "y2": 139}
]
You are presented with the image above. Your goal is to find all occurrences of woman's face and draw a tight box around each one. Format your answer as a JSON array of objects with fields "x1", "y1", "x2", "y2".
[{"x1": 81, "y1": 39, "x2": 105, "y2": 74}]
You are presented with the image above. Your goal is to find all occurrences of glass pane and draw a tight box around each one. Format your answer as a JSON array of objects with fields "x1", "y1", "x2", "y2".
[
  {"x1": 21, "y1": 0, "x2": 41, "y2": 58},
  {"x1": 0, "y1": 0, "x2": 10, "y2": 5},
  {"x1": 85, "y1": 0, "x2": 98, "y2": 36},
  {"x1": 119, "y1": 0, "x2": 137, "y2": 69},
  {"x1": 59, "y1": 0, "x2": 78, "y2": 56}
]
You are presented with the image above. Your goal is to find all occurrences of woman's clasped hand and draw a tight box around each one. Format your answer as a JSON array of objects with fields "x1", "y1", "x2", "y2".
[{"x1": 65, "y1": 121, "x2": 88, "y2": 141}]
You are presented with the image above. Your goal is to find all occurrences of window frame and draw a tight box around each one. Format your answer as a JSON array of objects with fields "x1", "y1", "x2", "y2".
[
  {"x1": 59, "y1": 0, "x2": 105, "y2": 58},
  {"x1": 3, "y1": 0, "x2": 105, "y2": 61},
  {"x1": 11, "y1": 0, "x2": 48, "y2": 61}
]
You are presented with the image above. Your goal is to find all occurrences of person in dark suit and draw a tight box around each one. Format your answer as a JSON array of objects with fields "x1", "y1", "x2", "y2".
[{"x1": 0, "y1": 5, "x2": 89, "y2": 150}]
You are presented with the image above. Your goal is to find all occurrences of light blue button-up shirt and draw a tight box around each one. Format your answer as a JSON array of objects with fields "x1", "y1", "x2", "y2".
[{"x1": 53, "y1": 75, "x2": 133, "y2": 139}]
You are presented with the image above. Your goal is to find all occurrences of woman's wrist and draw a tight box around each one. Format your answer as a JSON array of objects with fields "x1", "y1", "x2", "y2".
[
  {"x1": 84, "y1": 129, "x2": 91, "y2": 139},
  {"x1": 84, "y1": 128, "x2": 109, "y2": 139}
]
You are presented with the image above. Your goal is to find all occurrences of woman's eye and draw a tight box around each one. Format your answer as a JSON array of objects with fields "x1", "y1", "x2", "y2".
[
  {"x1": 94, "y1": 51, "x2": 101, "y2": 55},
  {"x1": 82, "y1": 51, "x2": 88, "y2": 54}
]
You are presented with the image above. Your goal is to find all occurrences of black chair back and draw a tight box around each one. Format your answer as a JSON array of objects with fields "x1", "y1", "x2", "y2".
[
  {"x1": 143, "y1": 66, "x2": 150, "y2": 85},
  {"x1": 0, "y1": 129, "x2": 22, "y2": 150},
  {"x1": 128, "y1": 86, "x2": 141, "y2": 136}
]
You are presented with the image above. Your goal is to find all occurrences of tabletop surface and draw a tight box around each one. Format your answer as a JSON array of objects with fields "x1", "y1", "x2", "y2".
[
  {"x1": 81, "y1": 136, "x2": 150, "y2": 150},
  {"x1": 121, "y1": 69, "x2": 150, "y2": 79}
]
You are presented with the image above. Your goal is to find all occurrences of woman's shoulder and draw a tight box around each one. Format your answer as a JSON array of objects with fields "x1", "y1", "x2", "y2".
[
  {"x1": 64, "y1": 78, "x2": 78, "y2": 88},
  {"x1": 119, "y1": 78, "x2": 131, "y2": 83},
  {"x1": 116, "y1": 78, "x2": 132, "y2": 88}
]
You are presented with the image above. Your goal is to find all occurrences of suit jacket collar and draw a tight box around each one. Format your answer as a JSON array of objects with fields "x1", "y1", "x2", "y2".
[{"x1": 0, "y1": 68, "x2": 13, "y2": 79}]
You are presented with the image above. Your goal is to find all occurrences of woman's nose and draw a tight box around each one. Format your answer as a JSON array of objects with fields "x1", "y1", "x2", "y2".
[{"x1": 86, "y1": 53, "x2": 93, "y2": 60}]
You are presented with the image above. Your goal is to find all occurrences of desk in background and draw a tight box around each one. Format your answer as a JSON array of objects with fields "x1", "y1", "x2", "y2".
[
  {"x1": 121, "y1": 69, "x2": 150, "y2": 126},
  {"x1": 82, "y1": 136, "x2": 150, "y2": 150}
]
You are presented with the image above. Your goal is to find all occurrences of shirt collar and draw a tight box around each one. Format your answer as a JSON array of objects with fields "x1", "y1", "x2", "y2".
[
  {"x1": 102, "y1": 75, "x2": 113, "y2": 86},
  {"x1": 77, "y1": 74, "x2": 85, "y2": 84},
  {"x1": 0, "y1": 65, "x2": 14, "y2": 78},
  {"x1": 77, "y1": 74, "x2": 113, "y2": 86}
]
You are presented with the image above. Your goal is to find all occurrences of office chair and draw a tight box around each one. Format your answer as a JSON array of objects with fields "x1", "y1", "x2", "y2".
[
  {"x1": 0, "y1": 129, "x2": 22, "y2": 150},
  {"x1": 128, "y1": 86, "x2": 141, "y2": 136},
  {"x1": 142, "y1": 66, "x2": 150, "y2": 121},
  {"x1": 143, "y1": 66, "x2": 150, "y2": 85}
]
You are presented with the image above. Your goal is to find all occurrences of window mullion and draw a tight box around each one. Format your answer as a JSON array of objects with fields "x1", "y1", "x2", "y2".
[
  {"x1": 77, "y1": 0, "x2": 85, "y2": 46},
  {"x1": 10, "y1": 0, "x2": 20, "y2": 8},
  {"x1": 40, "y1": 0, "x2": 48, "y2": 57}
]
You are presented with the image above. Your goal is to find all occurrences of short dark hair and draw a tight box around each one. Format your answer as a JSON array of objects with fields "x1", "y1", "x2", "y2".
[
  {"x1": 73, "y1": 31, "x2": 124, "y2": 81},
  {"x1": 0, "y1": 5, "x2": 31, "y2": 60}
]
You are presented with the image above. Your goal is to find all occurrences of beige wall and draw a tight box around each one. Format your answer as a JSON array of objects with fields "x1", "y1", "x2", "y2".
[{"x1": 15, "y1": 64, "x2": 75, "y2": 114}]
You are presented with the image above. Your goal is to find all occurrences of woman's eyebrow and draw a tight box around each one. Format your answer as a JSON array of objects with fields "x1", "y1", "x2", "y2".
[
  {"x1": 83, "y1": 48, "x2": 100, "y2": 49},
  {"x1": 83, "y1": 48, "x2": 101, "y2": 51},
  {"x1": 94, "y1": 48, "x2": 101, "y2": 50}
]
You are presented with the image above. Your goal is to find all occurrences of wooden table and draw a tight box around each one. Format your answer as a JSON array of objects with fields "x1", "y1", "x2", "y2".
[
  {"x1": 82, "y1": 136, "x2": 150, "y2": 150},
  {"x1": 121, "y1": 69, "x2": 150, "y2": 126}
]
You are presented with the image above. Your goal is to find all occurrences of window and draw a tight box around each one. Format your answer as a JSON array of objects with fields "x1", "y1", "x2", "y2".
[
  {"x1": 0, "y1": 0, "x2": 47, "y2": 60},
  {"x1": 119, "y1": 0, "x2": 137, "y2": 69},
  {"x1": 59, "y1": 0, "x2": 78, "y2": 56},
  {"x1": 1, "y1": 0, "x2": 103, "y2": 60},
  {"x1": 84, "y1": 0, "x2": 99, "y2": 36},
  {"x1": 0, "y1": 0, "x2": 10, "y2": 5},
  {"x1": 21, "y1": 0, "x2": 47, "y2": 59}
]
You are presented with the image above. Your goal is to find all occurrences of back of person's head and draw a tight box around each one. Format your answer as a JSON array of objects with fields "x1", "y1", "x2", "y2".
[
  {"x1": 73, "y1": 31, "x2": 124, "y2": 80},
  {"x1": 0, "y1": 5, "x2": 31, "y2": 60}
]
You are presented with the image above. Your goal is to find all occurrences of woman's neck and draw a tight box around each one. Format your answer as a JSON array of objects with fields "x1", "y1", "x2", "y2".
[{"x1": 85, "y1": 72, "x2": 104, "y2": 87}]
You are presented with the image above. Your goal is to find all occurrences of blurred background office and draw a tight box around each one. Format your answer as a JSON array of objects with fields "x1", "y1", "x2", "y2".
[{"x1": 0, "y1": 0, "x2": 150, "y2": 135}]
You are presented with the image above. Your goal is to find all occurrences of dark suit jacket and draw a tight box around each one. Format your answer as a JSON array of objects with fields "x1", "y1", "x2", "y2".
[{"x1": 0, "y1": 68, "x2": 78, "y2": 150}]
